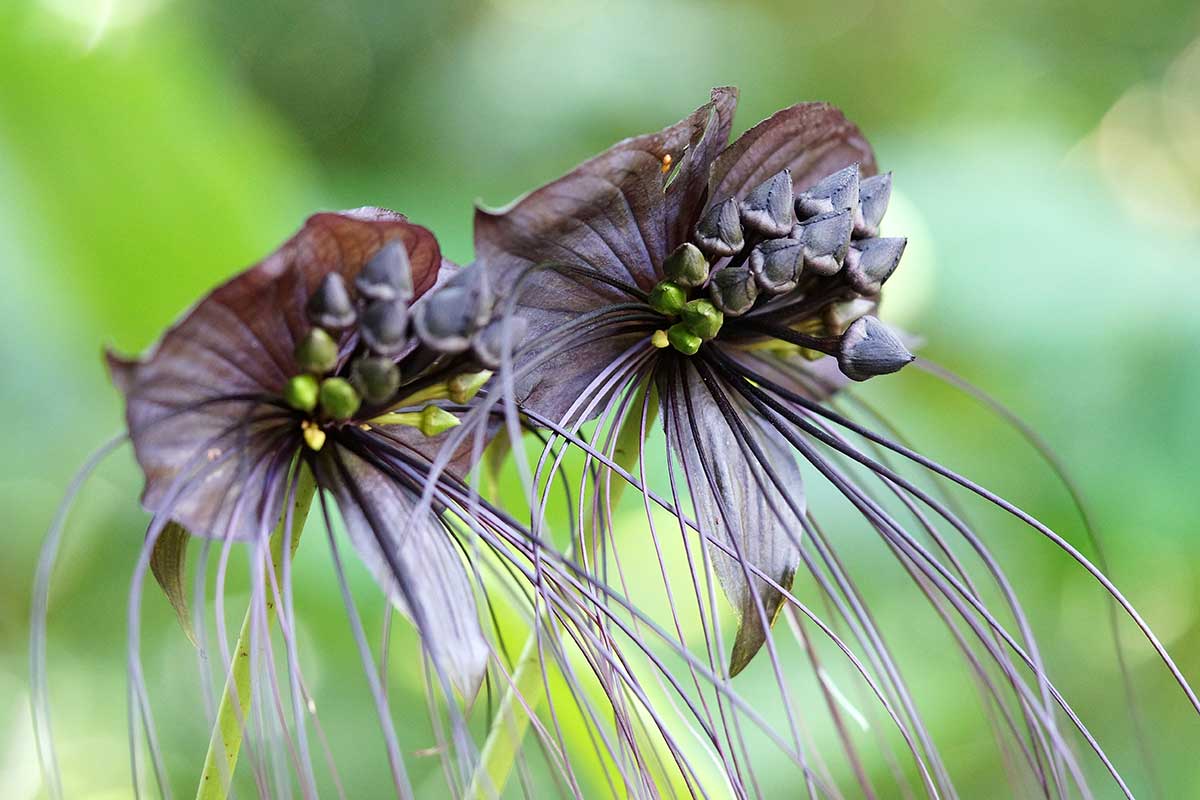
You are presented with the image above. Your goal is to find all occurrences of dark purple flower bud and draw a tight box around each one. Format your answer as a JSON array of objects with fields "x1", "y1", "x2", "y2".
[
  {"x1": 306, "y1": 273, "x2": 356, "y2": 329},
  {"x1": 838, "y1": 315, "x2": 914, "y2": 381},
  {"x1": 708, "y1": 266, "x2": 758, "y2": 316},
  {"x1": 349, "y1": 356, "x2": 401, "y2": 405},
  {"x1": 694, "y1": 197, "x2": 744, "y2": 257},
  {"x1": 472, "y1": 315, "x2": 528, "y2": 369},
  {"x1": 844, "y1": 237, "x2": 906, "y2": 295},
  {"x1": 739, "y1": 169, "x2": 794, "y2": 237},
  {"x1": 855, "y1": 172, "x2": 892, "y2": 239},
  {"x1": 748, "y1": 238, "x2": 804, "y2": 294},
  {"x1": 413, "y1": 266, "x2": 493, "y2": 353},
  {"x1": 793, "y1": 210, "x2": 852, "y2": 276},
  {"x1": 360, "y1": 298, "x2": 409, "y2": 356},
  {"x1": 795, "y1": 164, "x2": 860, "y2": 220},
  {"x1": 663, "y1": 242, "x2": 710, "y2": 288},
  {"x1": 413, "y1": 287, "x2": 474, "y2": 353},
  {"x1": 356, "y1": 240, "x2": 414, "y2": 302}
]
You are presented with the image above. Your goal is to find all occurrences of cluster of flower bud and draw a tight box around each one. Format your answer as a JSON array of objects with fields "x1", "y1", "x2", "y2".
[
  {"x1": 283, "y1": 242, "x2": 526, "y2": 442},
  {"x1": 288, "y1": 241, "x2": 419, "y2": 420},
  {"x1": 678, "y1": 162, "x2": 913, "y2": 380}
]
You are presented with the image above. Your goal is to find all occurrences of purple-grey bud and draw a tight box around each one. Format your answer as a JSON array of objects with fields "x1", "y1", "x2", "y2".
[
  {"x1": 838, "y1": 315, "x2": 914, "y2": 381},
  {"x1": 306, "y1": 273, "x2": 357, "y2": 330},
  {"x1": 855, "y1": 173, "x2": 892, "y2": 239},
  {"x1": 473, "y1": 315, "x2": 528, "y2": 369},
  {"x1": 360, "y1": 299, "x2": 409, "y2": 356},
  {"x1": 708, "y1": 266, "x2": 759, "y2": 316},
  {"x1": 739, "y1": 169, "x2": 794, "y2": 237},
  {"x1": 694, "y1": 198, "x2": 744, "y2": 257},
  {"x1": 795, "y1": 164, "x2": 860, "y2": 220},
  {"x1": 844, "y1": 237, "x2": 906, "y2": 295},
  {"x1": 793, "y1": 210, "x2": 852, "y2": 276},
  {"x1": 748, "y1": 238, "x2": 804, "y2": 294},
  {"x1": 356, "y1": 241, "x2": 414, "y2": 302}
]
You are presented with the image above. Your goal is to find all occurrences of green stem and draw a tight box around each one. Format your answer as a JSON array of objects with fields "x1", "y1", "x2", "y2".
[
  {"x1": 195, "y1": 465, "x2": 316, "y2": 800},
  {"x1": 468, "y1": 384, "x2": 657, "y2": 798}
]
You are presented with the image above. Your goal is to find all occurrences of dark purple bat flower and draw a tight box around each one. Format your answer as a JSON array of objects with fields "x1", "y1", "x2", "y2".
[
  {"x1": 473, "y1": 89, "x2": 1200, "y2": 797},
  {"x1": 31, "y1": 209, "x2": 630, "y2": 799}
]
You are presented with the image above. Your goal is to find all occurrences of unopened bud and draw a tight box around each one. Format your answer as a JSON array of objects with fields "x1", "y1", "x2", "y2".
[
  {"x1": 740, "y1": 169, "x2": 795, "y2": 237},
  {"x1": 837, "y1": 316, "x2": 914, "y2": 381},
  {"x1": 648, "y1": 281, "x2": 687, "y2": 316},
  {"x1": 448, "y1": 370, "x2": 492, "y2": 404},
  {"x1": 294, "y1": 328, "x2": 339, "y2": 374},
  {"x1": 284, "y1": 374, "x2": 320, "y2": 412},
  {"x1": 855, "y1": 173, "x2": 892, "y2": 239},
  {"x1": 795, "y1": 164, "x2": 860, "y2": 220},
  {"x1": 473, "y1": 316, "x2": 528, "y2": 369},
  {"x1": 360, "y1": 299, "x2": 409, "y2": 356},
  {"x1": 748, "y1": 238, "x2": 804, "y2": 294},
  {"x1": 666, "y1": 323, "x2": 702, "y2": 355},
  {"x1": 306, "y1": 273, "x2": 356, "y2": 329},
  {"x1": 349, "y1": 356, "x2": 401, "y2": 405},
  {"x1": 844, "y1": 237, "x2": 906, "y2": 295},
  {"x1": 319, "y1": 377, "x2": 361, "y2": 420},
  {"x1": 794, "y1": 210, "x2": 852, "y2": 276},
  {"x1": 707, "y1": 266, "x2": 758, "y2": 316},
  {"x1": 663, "y1": 242, "x2": 710, "y2": 288},
  {"x1": 356, "y1": 241, "x2": 414, "y2": 302},
  {"x1": 417, "y1": 405, "x2": 461, "y2": 437},
  {"x1": 694, "y1": 197, "x2": 744, "y2": 257},
  {"x1": 680, "y1": 299, "x2": 723, "y2": 340}
]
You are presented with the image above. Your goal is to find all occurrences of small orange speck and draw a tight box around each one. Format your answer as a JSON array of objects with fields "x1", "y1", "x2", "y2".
[{"x1": 661, "y1": 153, "x2": 673, "y2": 174}]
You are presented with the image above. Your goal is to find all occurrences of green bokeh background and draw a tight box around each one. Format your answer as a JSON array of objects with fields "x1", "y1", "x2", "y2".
[{"x1": 2, "y1": 0, "x2": 1199, "y2": 796}]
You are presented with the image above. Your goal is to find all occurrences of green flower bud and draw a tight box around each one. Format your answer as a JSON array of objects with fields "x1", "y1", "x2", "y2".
[
  {"x1": 680, "y1": 299, "x2": 723, "y2": 340},
  {"x1": 648, "y1": 281, "x2": 687, "y2": 317},
  {"x1": 418, "y1": 406, "x2": 461, "y2": 437},
  {"x1": 666, "y1": 323, "x2": 702, "y2": 356},
  {"x1": 448, "y1": 370, "x2": 492, "y2": 404},
  {"x1": 284, "y1": 374, "x2": 320, "y2": 412},
  {"x1": 319, "y1": 377, "x2": 361, "y2": 420},
  {"x1": 663, "y1": 243, "x2": 710, "y2": 288},
  {"x1": 295, "y1": 328, "x2": 339, "y2": 374},
  {"x1": 350, "y1": 356, "x2": 401, "y2": 405}
]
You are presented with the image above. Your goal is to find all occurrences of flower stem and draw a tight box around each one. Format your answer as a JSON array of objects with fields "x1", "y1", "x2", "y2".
[
  {"x1": 195, "y1": 465, "x2": 316, "y2": 800},
  {"x1": 468, "y1": 383, "x2": 657, "y2": 798}
]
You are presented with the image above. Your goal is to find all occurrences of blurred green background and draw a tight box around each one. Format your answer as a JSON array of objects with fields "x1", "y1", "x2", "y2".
[{"x1": 3, "y1": 0, "x2": 1200, "y2": 797}]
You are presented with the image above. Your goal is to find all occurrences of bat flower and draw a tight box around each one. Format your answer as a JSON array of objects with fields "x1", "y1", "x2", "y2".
[
  {"x1": 33, "y1": 209, "x2": 600, "y2": 799},
  {"x1": 104, "y1": 208, "x2": 507, "y2": 694},
  {"x1": 473, "y1": 89, "x2": 1200, "y2": 797}
]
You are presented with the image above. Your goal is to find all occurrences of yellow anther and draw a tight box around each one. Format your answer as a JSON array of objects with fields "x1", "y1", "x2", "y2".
[
  {"x1": 651, "y1": 329, "x2": 670, "y2": 349},
  {"x1": 661, "y1": 153, "x2": 673, "y2": 174},
  {"x1": 301, "y1": 420, "x2": 326, "y2": 451}
]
